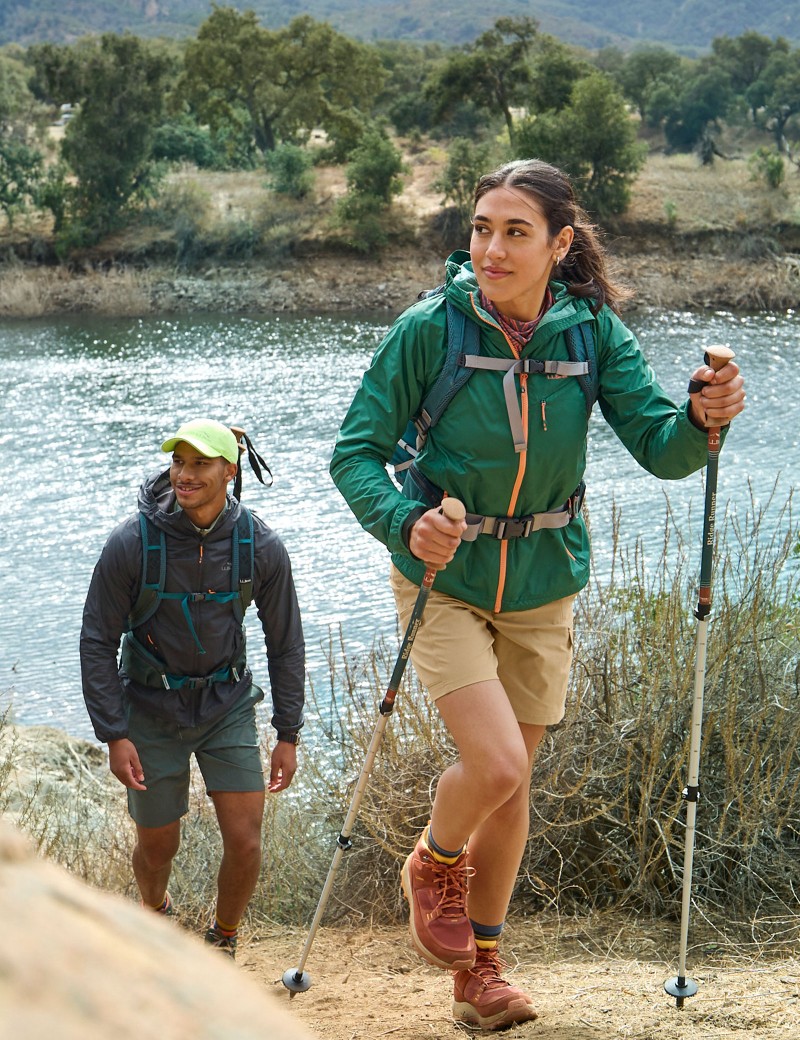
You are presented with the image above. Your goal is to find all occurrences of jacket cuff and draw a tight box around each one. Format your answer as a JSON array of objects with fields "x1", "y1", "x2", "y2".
[{"x1": 401, "y1": 506, "x2": 428, "y2": 556}]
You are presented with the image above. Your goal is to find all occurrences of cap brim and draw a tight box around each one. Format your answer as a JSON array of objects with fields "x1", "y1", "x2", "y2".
[{"x1": 161, "y1": 435, "x2": 221, "y2": 459}]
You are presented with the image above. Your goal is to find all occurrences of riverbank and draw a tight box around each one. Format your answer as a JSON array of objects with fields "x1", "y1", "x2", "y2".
[{"x1": 1, "y1": 149, "x2": 800, "y2": 319}]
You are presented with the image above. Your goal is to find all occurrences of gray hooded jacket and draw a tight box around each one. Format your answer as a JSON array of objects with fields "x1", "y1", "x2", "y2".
[{"x1": 80, "y1": 470, "x2": 305, "y2": 743}]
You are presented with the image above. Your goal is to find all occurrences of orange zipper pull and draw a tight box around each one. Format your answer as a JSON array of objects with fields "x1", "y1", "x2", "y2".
[{"x1": 541, "y1": 401, "x2": 548, "y2": 432}]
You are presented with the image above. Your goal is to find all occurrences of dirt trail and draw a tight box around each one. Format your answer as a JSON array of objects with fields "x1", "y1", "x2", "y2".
[{"x1": 238, "y1": 917, "x2": 800, "y2": 1039}]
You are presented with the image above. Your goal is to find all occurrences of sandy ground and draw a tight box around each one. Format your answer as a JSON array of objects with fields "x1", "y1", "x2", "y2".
[{"x1": 234, "y1": 916, "x2": 800, "y2": 1040}]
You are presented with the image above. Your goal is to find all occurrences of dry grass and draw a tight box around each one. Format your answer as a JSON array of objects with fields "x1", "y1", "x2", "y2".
[
  {"x1": 620, "y1": 151, "x2": 800, "y2": 233},
  {"x1": 297, "y1": 490, "x2": 800, "y2": 944}
]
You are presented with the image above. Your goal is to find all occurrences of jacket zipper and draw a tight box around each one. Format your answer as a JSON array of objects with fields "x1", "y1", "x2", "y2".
[{"x1": 468, "y1": 297, "x2": 530, "y2": 615}]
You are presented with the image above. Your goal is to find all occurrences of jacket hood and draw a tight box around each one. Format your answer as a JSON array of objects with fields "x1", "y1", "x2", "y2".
[{"x1": 137, "y1": 468, "x2": 242, "y2": 538}]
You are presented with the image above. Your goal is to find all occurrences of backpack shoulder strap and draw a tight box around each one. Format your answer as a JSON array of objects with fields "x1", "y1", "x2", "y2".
[
  {"x1": 415, "y1": 299, "x2": 481, "y2": 438},
  {"x1": 126, "y1": 513, "x2": 165, "y2": 632},
  {"x1": 564, "y1": 320, "x2": 598, "y2": 417},
  {"x1": 391, "y1": 296, "x2": 482, "y2": 482},
  {"x1": 232, "y1": 505, "x2": 254, "y2": 621}
]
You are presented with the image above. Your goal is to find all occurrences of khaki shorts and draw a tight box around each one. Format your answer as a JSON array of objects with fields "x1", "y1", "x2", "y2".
[
  {"x1": 390, "y1": 565, "x2": 575, "y2": 727},
  {"x1": 126, "y1": 685, "x2": 265, "y2": 829}
]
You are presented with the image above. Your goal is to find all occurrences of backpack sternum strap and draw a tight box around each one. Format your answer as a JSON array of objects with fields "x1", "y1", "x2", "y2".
[
  {"x1": 126, "y1": 507, "x2": 256, "y2": 655},
  {"x1": 462, "y1": 355, "x2": 592, "y2": 453}
]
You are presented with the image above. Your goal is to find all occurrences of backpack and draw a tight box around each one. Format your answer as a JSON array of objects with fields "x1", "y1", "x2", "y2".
[
  {"x1": 390, "y1": 292, "x2": 598, "y2": 487},
  {"x1": 127, "y1": 505, "x2": 255, "y2": 646},
  {"x1": 121, "y1": 427, "x2": 271, "y2": 690}
]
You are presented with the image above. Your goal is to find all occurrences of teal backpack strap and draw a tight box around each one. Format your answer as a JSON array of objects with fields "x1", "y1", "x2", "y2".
[
  {"x1": 231, "y1": 506, "x2": 254, "y2": 622},
  {"x1": 565, "y1": 320, "x2": 598, "y2": 417},
  {"x1": 128, "y1": 509, "x2": 253, "y2": 655},
  {"x1": 126, "y1": 513, "x2": 166, "y2": 632},
  {"x1": 391, "y1": 298, "x2": 481, "y2": 484}
]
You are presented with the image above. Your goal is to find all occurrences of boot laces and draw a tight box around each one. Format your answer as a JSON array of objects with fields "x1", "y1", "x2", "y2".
[
  {"x1": 471, "y1": 948, "x2": 509, "y2": 989},
  {"x1": 426, "y1": 855, "x2": 474, "y2": 917}
]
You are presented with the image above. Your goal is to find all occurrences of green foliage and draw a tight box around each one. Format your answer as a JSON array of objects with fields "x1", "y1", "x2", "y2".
[
  {"x1": 265, "y1": 142, "x2": 314, "y2": 198},
  {"x1": 749, "y1": 146, "x2": 786, "y2": 188},
  {"x1": 661, "y1": 65, "x2": 735, "y2": 152},
  {"x1": 516, "y1": 71, "x2": 646, "y2": 218},
  {"x1": 343, "y1": 126, "x2": 406, "y2": 203},
  {"x1": 334, "y1": 126, "x2": 407, "y2": 251},
  {"x1": 30, "y1": 34, "x2": 172, "y2": 240},
  {"x1": 179, "y1": 10, "x2": 385, "y2": 156},
  {"x1": 613, "y1": 45, "x2": 683, "y2": 122},
  {"x1": 434, "y1": 136, "x2": 492, "y2": 228},
  {"x1": 425, "y1": 17, "x2": 538, "y2": 147},
  {"x1": 151, "y1": 114, "x2": 256, "y2": 171},
  {"x1": 0, "y1": 137, "x2": 42, "y2": 226},
  {"x1": 746, "y1": 47, "x2": 800, "y2": 150}
]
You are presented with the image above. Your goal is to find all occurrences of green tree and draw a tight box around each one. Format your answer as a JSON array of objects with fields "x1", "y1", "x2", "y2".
[
  {"x1": 658, "y1": 65, "x2": 735, "y2": 152},
  {"x1": 0, "y1": 138, "x2": 42, "y2": 226},
  {"x1": 373, "y1": 40, "x2": 444, "y2": 136},
  {"x1": 746, "y1": 47, "x2": 800, "y2": 153},
  {"x1": 516, "y1": 72, "x2": 645, "y2": 218},
  {"x1": 526, "y1": 36, "x2": 591, "y2": 115},
  {"x1": 180, "y1": 9, "x2": 385, "y2": 156},
  {"x1": 30, "y1": 34, "x2": 172, "y2": 236},
  {"x1": 616, "y1": 45, "x2": 683, "y2": 122},
  {"x1": 434, "y1": 136, "x2": 492, "y2": 228},
  {"x1": 335, "y1": 126, "x2": 406, "y2": 251},
  {"x1": 425, "y1": 17, "x2": 538, "y2": 147},
  {"x1": 711, "y1": 31, "x2": 789, "y2": 120}
]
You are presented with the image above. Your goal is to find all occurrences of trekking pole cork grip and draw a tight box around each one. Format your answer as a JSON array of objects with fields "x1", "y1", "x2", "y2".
[
  {"x1": 440, "y1": 497, "x2": 466, "y2": 523},
  {"x1": 704, "y1": 345, "x2": 735, "y2": 372}
]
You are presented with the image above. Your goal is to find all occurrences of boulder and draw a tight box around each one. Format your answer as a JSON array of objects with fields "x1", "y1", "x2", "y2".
[{"x1": 0, "y1": 820, "x2": 317, "y2": 1040}]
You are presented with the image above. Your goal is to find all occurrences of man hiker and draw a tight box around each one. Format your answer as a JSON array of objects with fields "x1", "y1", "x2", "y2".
[{"x1": 80, "y1": 418, "x2": 305, "y2": 957}]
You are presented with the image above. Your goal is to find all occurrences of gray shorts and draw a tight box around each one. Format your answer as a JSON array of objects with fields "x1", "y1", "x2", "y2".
[{"x1": 126, "y1": 685, "x2": 265, "y2": 829}]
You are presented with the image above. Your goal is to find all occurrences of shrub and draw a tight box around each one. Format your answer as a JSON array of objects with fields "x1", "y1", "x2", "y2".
[
  {"x1": 749, "y1": 147, "x2": 786, "y2": 190},
  {"x1": 265, "y1": 143, "x2": 314, "y2": 199}
]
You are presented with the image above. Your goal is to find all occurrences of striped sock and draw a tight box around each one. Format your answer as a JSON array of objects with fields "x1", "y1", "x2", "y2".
[
  {"x1": 211, "y1": 915, "x2": 239, "y2": 938},
  {"x1": 470, "y1": 919, "x2": 503, "y2": 950},
  {"x1": 425, "y1": 826, "x2": 465, "y2": 865},
  {"x1": 145, "y1": 893, "x2": 171, "y2": 914}
]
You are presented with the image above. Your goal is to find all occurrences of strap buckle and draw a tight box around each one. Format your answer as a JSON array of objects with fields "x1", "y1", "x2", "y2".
[{"x1": 490, "y1": 516, "x2": 533, "y2": 539}]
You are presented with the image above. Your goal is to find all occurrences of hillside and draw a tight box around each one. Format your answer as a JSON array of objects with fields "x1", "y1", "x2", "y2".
[{"x1": 1, "y1": 0, "x2": 798, "y2": 51}]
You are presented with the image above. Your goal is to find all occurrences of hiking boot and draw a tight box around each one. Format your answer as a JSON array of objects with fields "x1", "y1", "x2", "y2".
[
  {"x1": 204, "y1": 926, "x2": 237, "y2": 959},
  {"x1": 400, "y1": 835, "x2": 475, "y2": 970},
  {"x1": 452, "y1": 947, "x2": 538, "y2": 1031}
]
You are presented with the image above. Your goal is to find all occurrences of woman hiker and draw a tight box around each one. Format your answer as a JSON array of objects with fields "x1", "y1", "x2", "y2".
[{"x1": 329, "y1": 158, "x2": 746, "y2": 1031}]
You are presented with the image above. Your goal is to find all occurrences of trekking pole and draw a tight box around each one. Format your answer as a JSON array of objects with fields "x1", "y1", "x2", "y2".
[
  {"x1": 665, "y1": 345, "x2": 735, "y2": 1009},
  {"x1": 282, "y1": 497, "x2": 467, "y2": 996}
]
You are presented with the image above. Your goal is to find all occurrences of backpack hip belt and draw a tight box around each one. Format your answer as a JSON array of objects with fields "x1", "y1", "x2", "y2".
[
  {"x1": 404, "y1": 463, "x2": 585, "y2": 541},
  {"x1": 121, "y1": 632, "x2": 247, "y2": 691}
]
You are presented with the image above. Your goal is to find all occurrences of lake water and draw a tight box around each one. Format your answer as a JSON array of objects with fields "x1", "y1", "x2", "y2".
[{"x1": 0, "y1": 307, "x2": 796, "y2": 742}]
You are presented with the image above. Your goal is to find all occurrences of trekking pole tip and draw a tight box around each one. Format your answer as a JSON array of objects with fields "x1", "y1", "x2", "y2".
[
  {"x1": 441, "y1": 497, "x2": 466, "y2": 522},
  {"x1": 704, "y1": 345, "x2": 735, "y2": 372},
  {"x1": 282, "y1": 967, "x2": 312, "y2": 994},
  {"x1": 664, "y1": 975, "x2": 698, "y2": 1008}
]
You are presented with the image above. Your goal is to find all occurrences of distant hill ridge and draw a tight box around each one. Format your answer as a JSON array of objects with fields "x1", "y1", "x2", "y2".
[{"x1": 2, "y1": 0, "x2": 799, "y2": 51}]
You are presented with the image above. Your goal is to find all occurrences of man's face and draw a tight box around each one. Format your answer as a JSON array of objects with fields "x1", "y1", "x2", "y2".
[{"x1": 169, "y1": 442, "x2": 237, "y2": 520}]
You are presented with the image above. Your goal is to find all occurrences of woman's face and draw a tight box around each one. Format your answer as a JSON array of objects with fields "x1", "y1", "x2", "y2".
[{"x1": 470, "y1": 185, "x2": 573, "y2": 321}]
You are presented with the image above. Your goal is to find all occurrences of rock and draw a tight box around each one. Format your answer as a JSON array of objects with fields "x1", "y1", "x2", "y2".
[{"x1": 0, "y1": 817, "x2": 318, "y2": 1040}]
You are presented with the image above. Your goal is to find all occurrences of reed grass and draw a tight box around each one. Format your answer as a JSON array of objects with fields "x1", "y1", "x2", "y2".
[{"x1": 1, "y1": 492, "x2": 798, "y2": 948}]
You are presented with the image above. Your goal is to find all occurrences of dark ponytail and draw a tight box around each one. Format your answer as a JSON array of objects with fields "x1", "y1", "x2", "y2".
[{"x1": 473, "y1": 159, "x2": 633, "y2": 315}]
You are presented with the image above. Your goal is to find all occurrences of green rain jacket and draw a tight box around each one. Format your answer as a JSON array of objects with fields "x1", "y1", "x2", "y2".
[{"x1": 330, "y1": 251, "x2": 717, "y2": 614}]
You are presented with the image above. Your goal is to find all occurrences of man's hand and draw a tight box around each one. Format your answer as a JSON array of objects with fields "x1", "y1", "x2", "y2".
[
  {"x1": 268, "y1": 740, "x2": 298, "y2": 792},
  {"x1": 108, "y1": 738, "x2": 147, "y2": 791}
]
